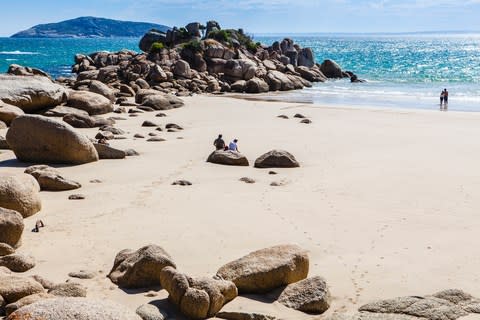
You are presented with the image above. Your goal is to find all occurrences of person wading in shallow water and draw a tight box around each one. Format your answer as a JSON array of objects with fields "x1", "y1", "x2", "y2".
[
  {"x1": 440, "y1": 90, "x2": 445, "y2": 107},
  {"x1": 213, "y1": 134, "x2": 226, "y2": 150},
  {"x1": 440, "y1": 89, "x2": 449, "y2": 111}
]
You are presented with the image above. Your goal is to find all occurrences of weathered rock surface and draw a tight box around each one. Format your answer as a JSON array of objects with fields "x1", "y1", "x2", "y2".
[
  {"x1": 160, "y1": 266, "x2": 238, "y2": 319},
  {"x1": 5, "y1": 292, "x2": 53, "y2": 316},
  {"x1": 42, "y1": 105, "x2": 89, "y2": 117},
  {"x1": 0, "y1": 173, "x2": 41, "y2": 218},
  {"x1": 216, "y1": 311, "x2": 277, "y2": 320},
  {"x1": 0, "y1": 101, "x2": 24, "y2": 126},
  {"x1": 207, "y1": 150, "x2": 249, "y2": 166},
  {"x1": 136, "y1": 304, "x2": 168, "y2": 320},
  {"x1": 217, "y1": 244, "x2": 309, "y2": 293},
  {"x1": 277, "y1": 276, "x2": 331, "y2": 314},
  {"x1": 0, "y1": 243, "x2": 15, "y2": 257},
  {"x1": 320, "y1": 59, "x2": 344, "y2": 78},
  {"x1": 63, "y1": 113, "x2": 96, "y2": 128},
  {"x1": 67, "y1": 90, "x2": 113, "y2": 115},
  {"x1": 108, "y1": 244, "x2": 176, "y2": 289},
  {"x1": 0, "y1": 253, "x2": 36, "y2": 272},
  {"x1": 7, "y1": 297, "x2": 142, "y2": 320},
  {"x1": 89, "y1": 80, "x2": 116, "y2": 102},
  {"x1": 358, "y1": 289, "x2": 480, "y2": 320},
  {"x1": 24, "y1": 165, "x2": 81, "y2": 191},
  {"x1": 0, "y1": 272, "x2": 44, "y2": 303},
  {"x1": 6, "y1": 115, "x2": 98, "y2": 165},
  {"x1": 48, "y1": 282, "x2": 87, "y2": 297},
  {"x1": 0, "y1": 208, "x2": 24, "y2": 248},
  {"x1": 140, "y1": 93, "x2": 184, "y2": 110},
  {"x1": 94, "y1": 143, "x2": 126, "y2": 159},
  {"x1": 0, "y1": 75, "x2": 66, "y2": 113},
  {"x1": 254, "y1": 150, "x2": 300, "y2": 168},
  {"x1": 68, "y1": 270, "x2": 96, "y2": 279}
]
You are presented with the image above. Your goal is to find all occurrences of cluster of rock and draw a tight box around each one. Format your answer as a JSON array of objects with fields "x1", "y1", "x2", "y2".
[
  {"x1": 207, "y1": 149, "x2": 300, "y2": 168},
  {"x1": 68, "y1": 20, "x2": 361, "y2": 98},
  {"x1": 106, "y1": 244, "x2": 330, "y2": 319}
]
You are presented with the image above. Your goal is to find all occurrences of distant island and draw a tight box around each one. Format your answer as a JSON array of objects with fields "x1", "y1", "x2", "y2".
[{"x1": 10, "y1": 16, "x2": 170, "y2": 38}]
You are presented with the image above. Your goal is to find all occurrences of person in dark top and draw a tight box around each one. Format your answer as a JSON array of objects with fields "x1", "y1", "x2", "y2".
[
  {"x1": 443, "y1": 89, "x2": 449, "y2": 104},
  {"x1": 213, "y1": 134, "x2": 225, "y2": 150}
]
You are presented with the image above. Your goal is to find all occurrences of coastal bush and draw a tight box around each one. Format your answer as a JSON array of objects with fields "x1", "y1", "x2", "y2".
[
  {"x1": 208, "y1": 29, "x2": 231, "y2": 43},
  {"x1": 150, "y1": 42, "x2": 165, "y2": 53},
  {"x1": 182, "y1": 39, "x2": 203, "y2": 53},
  {"x1": 246, "y1": 41, "x2": 260, "y2": 53}
]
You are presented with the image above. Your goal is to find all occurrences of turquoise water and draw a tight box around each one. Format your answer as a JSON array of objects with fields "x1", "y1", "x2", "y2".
[{"x1": 1, "y1": 34, "x2": 480, "y2": 111}]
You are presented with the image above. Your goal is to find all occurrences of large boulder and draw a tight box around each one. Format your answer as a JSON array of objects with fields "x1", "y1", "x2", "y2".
[
  {"x1": 254, "y1": 150, "x2": 300, "y2": 168},
  {"x1": 357, "y1": 289, "x2": 480, "y2": 320},
  {"x1": 0, "y1": 174, "x2": 41, "y2": 218},
  {"x1": 0, "y1": 253, "x2": 35, "y2": 272},
  {"x1": 139, "y1": 29, "x2": 167, "y2": 52},
  {"x1": 6, "y1": 115, "x2": 99, "y2": 165},
  {"x1": 24, "y1": 165, "x2": 81, "y2": 191},
  {"x1": 266, "y1": 71, "x2": 295, "y2": 91},
  {"x1": 67, "y1": 91, "x2": 114, "y2": 115},
  {"x1": 245, "y1": 78, "x2": 269, "y2": 93},
  {"x1": 89, "y1": 80, "x2": 116, "y2": 103},
  {"x1": 108, "y1": 245, "x2": 176, "y2": 289},
  {"x1": 277, "y1": 276, "x2": 331, "y2": 314},
  {"x1": 0, "y1": 272, "x2": 44, "y2": 303},
  {"x1": 216, "y1": 244, "x2": 309, "y2": 293},
  {"x1": 160, "y1": 266, "x2": 237, "y2": 319},
  {"x1": 173, "y1": 60, "x2": 192, "y2": 79},
  {"x1": 207, "y1": 150, "x2": 249, "y2": 166},
  {"x1": 0, "y1": 208, "x2": 24, "y2": 248},
  {"x1": 7, "y1": 297, "x2": 142, "y2": 320},
  {"x1": 0, "y1": 101, "x2": 24, "y2": 126},
  {"x1": 0, "y1": 75, "x2": 66, "y2": 113},
  {"x1": 4, "y1": 292, "x2": 53, "y2": 317},
  {"x1": 320, "y1": 59, "x2": 344, "y2": 78},
  {"x1": 141, "y1": 94, "x2": 184, "y2": 110}
]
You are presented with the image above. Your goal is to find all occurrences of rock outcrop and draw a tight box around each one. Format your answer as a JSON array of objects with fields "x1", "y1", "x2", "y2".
[
  {"x1": 7, "y1": 297, "x2": 142, "y2": 320},
  {"x1": 160, "y1": 266, "x2": 238, "y2": 319},
  {"x1": 0, "y1": 75, "x2": 66, "y2": 113},
  {"x1": 108, "y1": 245, "x2": 176, "y2": 289},
  {"x1": 0, "y1": 174, "x2": 42, "y2": 218},
  {"x1": 217, "y1": 244, "x2": 309, "y2": 293},
  {"x1": 207, "y1": 150, "x2": 249, "y2": 166},
  {"x1": 0, "y1": 208, "x2": 24, "y2": 248},
  {"x1": 254, "y1": 150, "x2": 300, "y2": 168},
  {"x1": 0, "y1": 272, "x2": 44, "y2": 303},
  {"x1": 24, "y1": 165, "x2": 81, "y2": 191},
  {"x1": 277, "y1": 276, "x2": 331, "y2": 314},
  {"x1": 6, "y1": 115, "x2": 98, "y2": 165}
]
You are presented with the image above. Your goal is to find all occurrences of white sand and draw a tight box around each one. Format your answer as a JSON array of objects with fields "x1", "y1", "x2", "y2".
[{"x1": 2, "y1": 96, "x2": 480, "y2": 318}]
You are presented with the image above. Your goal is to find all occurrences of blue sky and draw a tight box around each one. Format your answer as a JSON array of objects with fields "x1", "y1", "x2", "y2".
[{"x1": 2, "y1": 0, "x2": 480, "y2": 36}]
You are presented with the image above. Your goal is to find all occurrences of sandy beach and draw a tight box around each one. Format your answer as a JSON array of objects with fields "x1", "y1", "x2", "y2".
[{"x1": 2, "y1": 95, "x2": 480, "y2": 318}]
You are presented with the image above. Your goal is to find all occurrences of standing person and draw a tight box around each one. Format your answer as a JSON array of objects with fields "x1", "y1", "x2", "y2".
[
  {"x1": 213, "y1": 134, "x2": 225, "y2": 150},
  {"x1": 229, "y1": 139, "x2": 239, "y2": 152},
  {"x1": 440, "y1": 90, "x2": 445, "y2": 107},
  {"x1": 443, "y1": 89, "x2": 449, "y2": 105}
]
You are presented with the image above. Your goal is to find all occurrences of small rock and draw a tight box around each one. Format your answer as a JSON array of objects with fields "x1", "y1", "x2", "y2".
[
  {"x1": 147, "y1": 137, "x2": 166, "y2": 142},
  {"x1": 300, "y1": 119, "x2": 312, "y2": 124},
  {"x1": 278, "y1": 276, "x2": 331, "y2": 314},
  {"x1": 134, "y1": 134, "x2": 145, "y2": 139},
  {"x1": 48, "y1": 282, "x2": 87, "y2": 297},
  {"x1": 68, "y1": 194, "x2": 85, "y2": 200},
  {"x1": 277, "y1": 115, "x2": 289, "y2": 119},
  {"x1": 148, "y1": 133, "x2": 157, "y2": 137},
  {"x1": 144, "y1": 291, "x2": 158, "y2": 298},
  {"x1": 94, "y1": 143, "x2": 126, "y2": 159},
  {"x1": 68, "y1": 270, "x2": 96, "y2": 280},
  {"x1": 129, "y1": 114, "x2": 139, "y2": 117},
  {"x1": 136, "y1": 303, "x2": 168, "y2": 320},
  {"x1": 30, "y1": 275, "x2": 55, "y2": 290},
  {"x1": 90, "y1": 179, "x2": 102, "y2": 183},
  {"x1": 156, "y1": 113, "x2": 167, "y2": 117},
  {"x1": 0, "y1": 243, "x2": 15, "y2": 257},
  {"x1": 128, "y1": 108, "x2": 144, "y2": 114},
  {"x1": 294, "y1": 113, "x2": 306, "y2": 118},
  {"x1": 142, "y1": 121, "x2": 159, "y2": 127},
  {"x1": 270, "y1": 181, "x2": 287, "y2": 187},
  {"x1": 155, "y1": 127, "x2": 163, "y2": 132},
  {"x1": 137, "y1": 106, "x2": 155, "y2": 112},
  {"x1": 125, "y1": 149, "x2": 140, "y2": 156},
  {"x1": 268, "y1": 171, "x2": 277, "y2": 175},
  {"x1": 165, "y1": 123, "x2": 183, "y2": 130},
  {"x1": 239, "y1": 177, "x2": 255, "y2": 184},
  {"x1": 172, "y1": 180, "x2": 192, "y2": 186},
  {"x1": 95, "y1": 131, "x2": 114, "y2": 140}
]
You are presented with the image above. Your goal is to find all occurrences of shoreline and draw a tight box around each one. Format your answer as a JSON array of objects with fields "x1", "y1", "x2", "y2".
[{"x1": 3, "y1": 95, "x2": 480, "y2": 318}]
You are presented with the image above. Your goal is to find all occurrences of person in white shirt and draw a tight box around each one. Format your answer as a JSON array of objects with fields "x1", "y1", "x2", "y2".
[{"x1": 229, "y1": 139, "x2": 239, "y2": 152}]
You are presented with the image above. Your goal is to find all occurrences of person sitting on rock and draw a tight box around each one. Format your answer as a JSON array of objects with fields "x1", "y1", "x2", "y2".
[
  {"x1": 229, "y1": 139, "x2": 240, "y2": 152},
  {"x1": 213, "y1": 134, "x2": 225, "y2": 150}
]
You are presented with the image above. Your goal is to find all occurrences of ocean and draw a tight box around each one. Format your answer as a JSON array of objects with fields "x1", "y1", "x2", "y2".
[{"x1": 1, "y1": 34, "x2": 479, "y2": 111}]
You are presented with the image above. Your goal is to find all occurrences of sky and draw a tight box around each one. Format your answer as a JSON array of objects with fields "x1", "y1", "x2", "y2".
[{"x1": 1, "y1": 0, "x2": 480, "y2": 36}]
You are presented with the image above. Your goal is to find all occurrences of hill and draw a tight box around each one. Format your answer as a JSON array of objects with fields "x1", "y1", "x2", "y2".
[{"x1": 11, "y1": 16, "x2": 170, "y2": 38}]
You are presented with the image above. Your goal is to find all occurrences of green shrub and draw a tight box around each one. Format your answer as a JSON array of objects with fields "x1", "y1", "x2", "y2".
[
  {"x1": 182, "y1": 39, "x2": 203, "y2": 53},
  {"x1": 208, "y1": 29, "x2": 231, "y2": 43},
  {"x1": 246, "y1": 41, "x2": 259, "y2": 53},
  {"x1": 150, "y1": 42, "x2": 165, "y2": 53}
]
